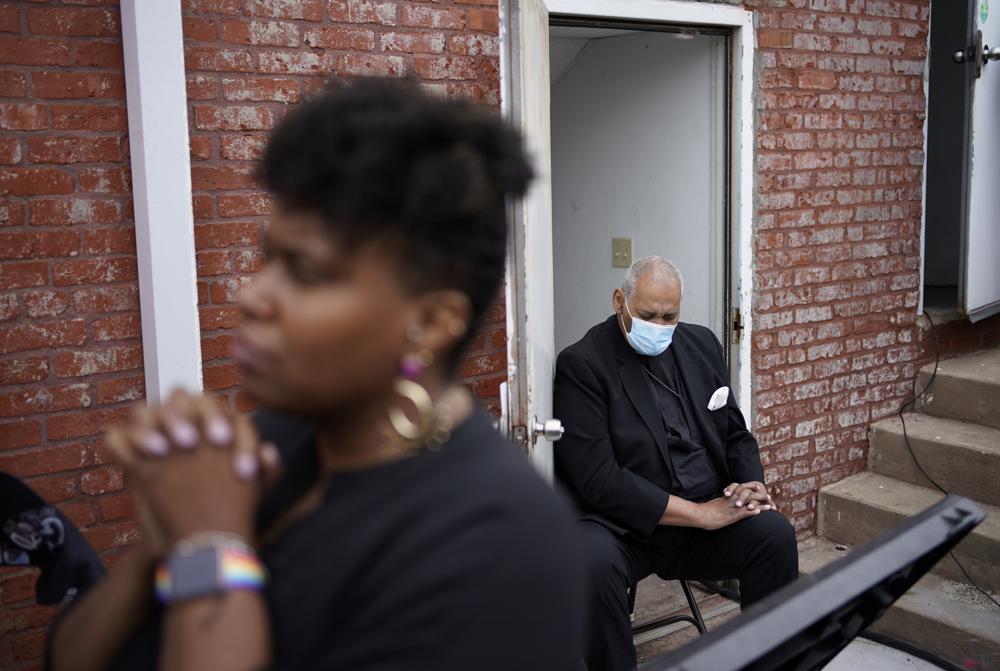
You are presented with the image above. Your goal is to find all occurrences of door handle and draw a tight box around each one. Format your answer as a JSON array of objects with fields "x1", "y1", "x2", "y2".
[
  {"x1": 952, "y1": 30, "x2": 1000, "y2": 77},
  {"x1": 532, "y1": 417, "x2": 565, "y2": 443},
  {"x1": 953, "y1": 45, "x2": 1000, "y2": 63}
]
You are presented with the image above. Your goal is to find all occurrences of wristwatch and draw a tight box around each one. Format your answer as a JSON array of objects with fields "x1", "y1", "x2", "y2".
[{"x1": 155, "y1": 539, "x2": 265, "y2": 605}]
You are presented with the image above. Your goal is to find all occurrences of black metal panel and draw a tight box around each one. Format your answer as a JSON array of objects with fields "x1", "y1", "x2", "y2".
[{"x1": 644, "y1": 496, "x2": 985, "y2": 671}]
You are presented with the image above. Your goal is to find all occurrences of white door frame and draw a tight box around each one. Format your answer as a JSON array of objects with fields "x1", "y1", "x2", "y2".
[{"x1": 500, "y1": 0, "x2": 757, "y2": 465}]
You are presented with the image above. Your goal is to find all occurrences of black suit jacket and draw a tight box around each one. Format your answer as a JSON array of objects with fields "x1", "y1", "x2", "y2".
[{"x1": 553, "y1": 315, "x2": 765, "y2": 538}]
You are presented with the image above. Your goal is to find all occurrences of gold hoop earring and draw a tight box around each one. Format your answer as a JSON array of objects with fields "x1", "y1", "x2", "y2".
[{"x1": 388, "y1": 379, "x2": 435, "y2": 442}]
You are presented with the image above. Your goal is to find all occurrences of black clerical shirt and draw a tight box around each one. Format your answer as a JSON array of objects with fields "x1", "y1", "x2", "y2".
[{"x1": 640, "y1": 348, "x2": 722, "y2": 502}]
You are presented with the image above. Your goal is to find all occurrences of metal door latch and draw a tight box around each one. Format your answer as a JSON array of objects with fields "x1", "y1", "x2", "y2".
[
  {"x1": 731, "y1": 308, "x2": 744, "y2": 344},
  {"x1": 953, "y1": 30, "x2": 1000, "y2": 78}
]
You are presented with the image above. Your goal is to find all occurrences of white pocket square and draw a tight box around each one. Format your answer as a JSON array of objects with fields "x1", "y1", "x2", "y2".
[{"x1": 707, "y1": 386, "x2": 729, "y2": 411}]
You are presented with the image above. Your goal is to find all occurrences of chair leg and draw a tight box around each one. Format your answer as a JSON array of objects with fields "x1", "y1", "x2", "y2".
[
  {"x1": 679, "y1": 579, "x2": 707, "y2": 634},
  {"x1": 630, "y1": 580, "x2": 708, "y2": 637}
]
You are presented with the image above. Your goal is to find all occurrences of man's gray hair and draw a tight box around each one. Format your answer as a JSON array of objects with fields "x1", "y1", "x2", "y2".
[{"x1": 621, "y1": 256, "x2": 684, "y2": 297}]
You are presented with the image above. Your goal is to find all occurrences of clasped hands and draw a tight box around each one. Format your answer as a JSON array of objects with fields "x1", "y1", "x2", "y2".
[
  {"x1": 691, "y1": 481, "x2": 776, "y2": 531},
  {"x1": 104, "y1": 390, "x2": 280, "y2": 556},
  {"x1": 723, "y1": 481, "x2": 774, "y2": 512}
]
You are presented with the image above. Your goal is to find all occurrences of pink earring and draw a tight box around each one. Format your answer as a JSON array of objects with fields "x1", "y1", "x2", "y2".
[{"x1": 400, "y1": 349, "x2": 434, "y2": 380}]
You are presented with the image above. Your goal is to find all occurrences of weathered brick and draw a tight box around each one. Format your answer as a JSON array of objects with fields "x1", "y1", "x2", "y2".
[
  {"x1": 26, "y1": 137, "x2": 122, "y2": 164},
  {"x1": 303, "y1": 25, "x2": 375, "y2": 50},
  {"x1": 221, "y1": 77, "x2": 298, "y2": 103},
  {"x1": 91, "y1": 312, "x2": 141, "y2": 342},
  {"x1": 193, "y1": 105, "x2": 278, "y2": 131},
  {"x1": 30, "y1": 198, "x2": 123, "y2": 226},
  {"x1": 31, "y1": 72, "x2": 124, "y2": 99},
  {"x1": 26, "y1": 7, "x2": 119, "y2": 37},
  {"x1": 257, "y1": 49, "x2": 333, "y2": 74},
  {"x1": 53, "y1": 258, "x2": 136, "y2": 286},
  {"x1": 345, "y1": 1, "x2": 398, "y2": 25},
  {"x1": 221, "y1": 19, "x2": 300, "y2": 47},
  {"x1": 381, "y1": 31, "x2": 446, "y2": 54},
  {"x1": 185, "y1": 46, "x2": 254, "y2": 72},
  {"x1": 247, "y1": 0, "x2": 324, "y2": 21},
  {"x1": 0, "y1": 36, "x2": 72, "y2": 66},
  {"x1": 0, "y1": 383, "x2": 92, "y2": 418},
  {"x1": 53, "y1": 345, "x2": 142, "y2": 378}
]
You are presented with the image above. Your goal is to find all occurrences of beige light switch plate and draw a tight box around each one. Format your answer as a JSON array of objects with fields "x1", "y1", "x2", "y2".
[{"x1": 612, "y1": 237, "x2": 633, "y2": 268}]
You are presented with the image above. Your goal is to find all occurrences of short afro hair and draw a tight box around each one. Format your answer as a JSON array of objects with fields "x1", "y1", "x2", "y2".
[{"x1": 258, "y1": 77, "x2": 533, "y2": 367}]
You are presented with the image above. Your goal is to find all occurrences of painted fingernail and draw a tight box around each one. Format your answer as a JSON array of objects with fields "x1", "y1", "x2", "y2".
[
  {"x1": 736, "y1": 500, "x2": 743, "y2": 507},
  {"x1": 234, "y1": 452, "x2": 258, "y2": 481},
  {"x1": 724, "y1": 490, "x2": 731, "y2": 496},
  {"x1": 171, "y1": 421, "x2": 199, "y2": 449},
  {"x1": 144, "y1": 431, "x2": 169, "y2": 456},
  {"x1": 260, "y1": 442, "x2": 280, "y2": 467},
  {"x1": 206, "y1": 417, "x2": 232, "y2": 446}
]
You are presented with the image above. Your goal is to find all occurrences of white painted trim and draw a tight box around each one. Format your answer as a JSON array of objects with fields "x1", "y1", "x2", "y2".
[
  {"x1": 545, "y1": 0, "x2": 748, "y2": 25},
  {"x1": 916, "y1": 10, "x2": 933, "y2": 316},
  {"x1": 121, "y1": 0, "x2": 203, "y2": 403},
  {"x1": 501, "y1": 0, "x2": 757, "y2": 424},
  {"x1": 732, "y1": 10, "x2": 756, "y2": 421}
]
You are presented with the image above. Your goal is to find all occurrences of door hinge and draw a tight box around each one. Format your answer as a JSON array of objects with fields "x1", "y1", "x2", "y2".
[{"x1": 731, "y1": 308, "x2": 744, "y2": 344}]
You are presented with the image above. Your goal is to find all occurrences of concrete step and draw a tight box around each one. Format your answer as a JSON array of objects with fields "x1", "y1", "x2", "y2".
[
  {"x1": 818, "y1": 472, "x2": 1000, "y2": 592},
  {"x1": 917, "y1": 346, "x2": 1000, "y2": 430},
  {"x1": 869, "y1": 413, "x2": 1000, "y2": 506},
  {"x1": 799, "y1": 536, "x2": 1000, "y2": 670}
]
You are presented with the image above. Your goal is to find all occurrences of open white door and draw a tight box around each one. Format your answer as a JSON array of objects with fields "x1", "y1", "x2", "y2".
[
  {"x1": 500, "y1": 0, "x2": 755, "y2": 480},
  {"x1": 502, "y1": 0, "x2": 561, "y2": 478},
  {"x1": 964, "y1": 11, "x2": 1000, "y2": 321}
]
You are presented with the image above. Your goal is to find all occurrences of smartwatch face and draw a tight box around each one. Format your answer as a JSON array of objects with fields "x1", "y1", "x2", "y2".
[{"x1": 169, "y1": 548, "x2": 221, "y2": 598}]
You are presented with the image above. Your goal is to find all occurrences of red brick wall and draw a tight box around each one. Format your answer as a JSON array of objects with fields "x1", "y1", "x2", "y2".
[
  {"x1": 745, "y1": 0, "x2": 932, "y2": 533},
  {"x1": 0, "y1": 0, "x2": 504, "y2": 666},
  {"x1": 1, "y1": 2, "x2": 138, "y2": 665},
  {"x1": 182, "y1": 0, "x2": 506, "y2": 415}
]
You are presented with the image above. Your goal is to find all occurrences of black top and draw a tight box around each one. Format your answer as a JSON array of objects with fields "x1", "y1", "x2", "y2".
[
  {"x1": 0, "y1": 472, "x2": 105, "y2": 605},
  {"x1": 553, "y1": 316, "x2": 764, "y2": 538},
  {"x1": 640, "y1": 351, "x2": 722, "y2": 502},
  {"x1": 63, "y1": 409, "x2": 586, "y2": 670}
]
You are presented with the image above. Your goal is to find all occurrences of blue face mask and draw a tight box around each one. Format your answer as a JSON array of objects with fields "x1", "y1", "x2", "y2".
[{"x1": 620, "y1": 297, "x2": 675, "y2": 356}]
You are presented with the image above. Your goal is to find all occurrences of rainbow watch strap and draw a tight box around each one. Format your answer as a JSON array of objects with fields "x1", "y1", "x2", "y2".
[{"x1": 155, "y1": 545, "x2": 265, "y2": 604}]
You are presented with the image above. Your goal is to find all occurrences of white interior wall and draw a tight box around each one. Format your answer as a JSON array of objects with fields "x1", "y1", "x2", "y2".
[{"x1": 551, "y1": 30, "x2": 724, "y2": 353}]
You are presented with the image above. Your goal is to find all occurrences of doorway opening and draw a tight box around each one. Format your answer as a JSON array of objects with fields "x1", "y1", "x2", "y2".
[
  {"x1": 923, "y1": 0, "x2": 974, "y2": 315},
  {"x1": 549, "y1": 19, "x2": 733, "y2": 363},
  {"x1": 499, "y1": 0, "x2": 754, "y2": 469},
  {"x1": 923, "y1": 0, "x2": 1000, "y2": 323}
]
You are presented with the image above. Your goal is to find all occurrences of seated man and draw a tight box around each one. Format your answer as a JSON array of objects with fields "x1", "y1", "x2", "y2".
[{"x1": 553, "y1": 256, "x2": 798, "y2": 671}]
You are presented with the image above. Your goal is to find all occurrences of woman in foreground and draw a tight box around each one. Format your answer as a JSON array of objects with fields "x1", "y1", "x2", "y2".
[{"x1": 47, "y1": 77, "x2": 586, "y2": 671}]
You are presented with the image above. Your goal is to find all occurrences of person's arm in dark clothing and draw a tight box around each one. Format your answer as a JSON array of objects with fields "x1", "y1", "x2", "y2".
[
  {"x1": 553, "y1": 349, "x2": 669, "y2": 537},
  {"x1": 48, "y1": 545, "x2": 156, "y2": 671},
  {"x1": 710, "y1": 333, "x2": 765, "y2": 485}
]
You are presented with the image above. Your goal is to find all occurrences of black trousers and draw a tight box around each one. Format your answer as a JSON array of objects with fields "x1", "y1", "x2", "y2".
[{"x1": 580, "y1": 511, "x2": 799, "y2": 671}]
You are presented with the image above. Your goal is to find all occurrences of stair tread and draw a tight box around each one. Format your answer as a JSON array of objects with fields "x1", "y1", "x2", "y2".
[
  {"x1": 919, "y1": 346, "x2": 1000, "y2": 385},
  {"x1": 872, "y1": 413, "x2": 1000, "y2": 457},
  {"x1": 821, "y1": 472, "x2": 1000, "y2": 541},
  {"x1": 799, "y1": 536, "x2": 1000, "y2": 643}
]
